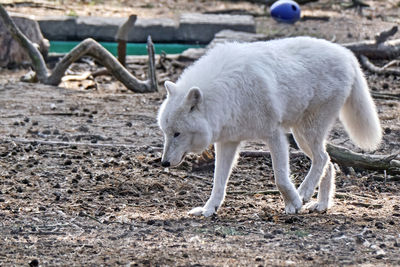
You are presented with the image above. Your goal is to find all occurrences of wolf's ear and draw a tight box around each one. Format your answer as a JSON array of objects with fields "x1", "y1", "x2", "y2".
[
  {"x1": 164, "y1": 81, "x2": 177, "y2": 95},
  {"x1": 185, "y1": 87, "x2": 202, "y2": 111}
]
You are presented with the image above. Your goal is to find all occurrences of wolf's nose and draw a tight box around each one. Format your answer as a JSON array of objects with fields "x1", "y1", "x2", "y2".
[{"x1": 161, "y1": 161, "x2": 170, "y2": 167}]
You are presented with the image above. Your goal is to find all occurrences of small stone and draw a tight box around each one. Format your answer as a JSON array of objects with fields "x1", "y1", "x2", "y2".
[
  {"x1": 126, "y1": 121, "x2": 133, "y2": 127},
  {"x1": 50, "y1": 103, "x2": 57, "y2": 110},
  {"x1": 42, "y1": 129, "x2": 51, "y2": 135},
  {"x1": 147, "y1": 219, "x2": 156, "y2": 225},
  {"x1": 272, "y1": 229, "x2": 283, "y2": 235},
  {"x1": 382, "y1": 83, "x2": 389, "y2": 89},
  {"x1": 264, "y1": 233, "x2": 274, "y2": 239},
  {"x1": 54, "y1": 192, "x2": 61, "y2": 201},
  {"x1": 303, "y1": 255, "x2": 313, "y2": 261},
  {"x1": 375, "y1": 221, "x2": 384, "y2": 229},
  {"x1": 285, "y1": 217, "x2": 297, "y2": 224},
  {"x1": 284, "y1": 260, "x2": 296, "y2": 266},
  {"x1": 64, "y1": 159, "x2": 72, "y2": 165},
  {"x1": 77, "y1": 125, "x2": 89, "y2": 133},
  {"x1": 38, "y1": 206, "x2": 46, "y2": 211},
  {"x1": 255, "y1": 256, "x2": 263, "y2": 262},
  {"x1": 355, "y1": 235, "x2": 365, "y2": 244},
  {"x1": 24, "y1": 117, "x2": 30, "y2": 123},
  {"x1": 375, "y1": 249, "x2": 386, "y2": 259},
  {"x1": 29, "y1": 259, "x2": 39, "y2": 267}
]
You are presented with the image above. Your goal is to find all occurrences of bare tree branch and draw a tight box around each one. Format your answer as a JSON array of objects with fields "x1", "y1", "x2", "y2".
[
  {"x1": 359, "y1": 55, "x2": 400, "y2": 76},
  {"x1": 0, "y1": 4, "x2": 157, "y2": 93},
  {"x1": 343, "y1": 26, "x2": 400, "y2": 60},
  {"x1": 371, "y1": 91, "x2": 400, "y2": 100},
  {"x1": 0, "y1": 4, "x2": 48, "y2": 81},
  {"x1": 46, "y1": 38, "x2": 157, "y2": 93},
  {"x1": 375, "y1": 26, "x2": 398, "y2": 44}
]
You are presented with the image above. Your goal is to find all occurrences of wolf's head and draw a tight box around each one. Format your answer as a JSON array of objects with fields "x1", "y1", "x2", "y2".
[{"x1": 158, "y1": 81, "x2": 212, "y2": 167}]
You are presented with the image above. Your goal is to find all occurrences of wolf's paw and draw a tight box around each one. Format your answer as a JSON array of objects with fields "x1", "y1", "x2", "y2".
[
  {"x1": 284, "y1": 197, "x2": 302, "y2": 214},
  {"x1": 188, "y1": 206, "x2": 216, "y2": 217},
  {"x1": 305, "y1": 201, "x2": 331, "y2": 213},
  {"x1": 298, "y1": 186, "x2": 314, "y2": 204}
]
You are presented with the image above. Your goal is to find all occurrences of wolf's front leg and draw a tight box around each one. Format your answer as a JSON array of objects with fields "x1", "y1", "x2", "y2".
[
  {"x1": 267, "y1": 130, "x2": 302, "y2": 214},
  {"x1": 189, "y1": 141, "x2": 240, "y2": 217}
]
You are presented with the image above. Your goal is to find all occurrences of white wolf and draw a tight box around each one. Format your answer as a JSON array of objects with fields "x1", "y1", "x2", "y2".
[{"x1": 158, "y1": 37, "x2": 381, "y2": 217}]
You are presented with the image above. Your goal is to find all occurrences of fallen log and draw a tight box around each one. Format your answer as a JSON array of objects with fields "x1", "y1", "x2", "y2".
[
  {"x1": 342, "y1": 26, "x2": 400, "y2": 60},
  {"x1": 239, "y1": 144, "x2": 400, "y2": 175},
  {"x1": 326, "y1": 144, "x2": 400, "y2": 175},
  {"x1": 344, "y1": 38, "x2": 400, "y2": 60}
]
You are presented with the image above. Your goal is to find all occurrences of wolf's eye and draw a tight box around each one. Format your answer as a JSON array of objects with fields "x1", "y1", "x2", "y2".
[{"x1": 173, "y1": 132, "x2": 181, "y2": 138}]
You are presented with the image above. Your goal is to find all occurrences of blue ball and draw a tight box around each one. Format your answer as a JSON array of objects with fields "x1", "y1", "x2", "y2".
[{"x1": 270, "y1": 0, "x2": 301, "y2": 24}]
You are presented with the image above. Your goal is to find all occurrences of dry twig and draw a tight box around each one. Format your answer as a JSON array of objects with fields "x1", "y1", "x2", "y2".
[{"x1": 359, "y1": 55, "x2": 400, "y2": 76}]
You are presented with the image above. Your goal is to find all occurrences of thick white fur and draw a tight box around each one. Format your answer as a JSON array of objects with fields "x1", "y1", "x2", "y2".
[{"x1": 158, "y1": 37, "x2": 382, "y2": 216}]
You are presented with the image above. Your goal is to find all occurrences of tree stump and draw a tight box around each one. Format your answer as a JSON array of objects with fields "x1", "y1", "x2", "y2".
[{"x1": 0, "y1": 13, "x2": 48, "y2": 67}]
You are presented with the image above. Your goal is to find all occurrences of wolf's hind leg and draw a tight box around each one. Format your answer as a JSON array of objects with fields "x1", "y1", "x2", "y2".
[
  {"x1": 189, "y1": 141, "x2": 240, "y2": 217},
  {"x1": 305, "y1": 162, "x2": 335, "y2": 212},
  {"x1": 294, "y1": 113, "x2": 334, "y2": 205},
  {"x1": 297, "y1": 138, "x2": 330, "y2": 203},
  {"x1": 267, "y1": 129, "x2": 302, "y2": 214},
  {"x1": 292, "y1": 128, "x2": 335, "y2": 211}
]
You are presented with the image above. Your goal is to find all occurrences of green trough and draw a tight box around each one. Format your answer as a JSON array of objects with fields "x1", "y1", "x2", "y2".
[{"x1": 49, "y1": 41, "x2": 204, "y2": 56}]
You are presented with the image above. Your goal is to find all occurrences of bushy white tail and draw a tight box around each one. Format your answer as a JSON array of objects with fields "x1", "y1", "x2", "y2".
[{"x1": 339, "y1": 64, "x2": 382, "y2": 150}]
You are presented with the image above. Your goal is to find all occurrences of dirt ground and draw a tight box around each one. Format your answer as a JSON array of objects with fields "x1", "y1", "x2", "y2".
[{"x1": 1, "y1": 0, "x2": 400, "y2": 266}]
